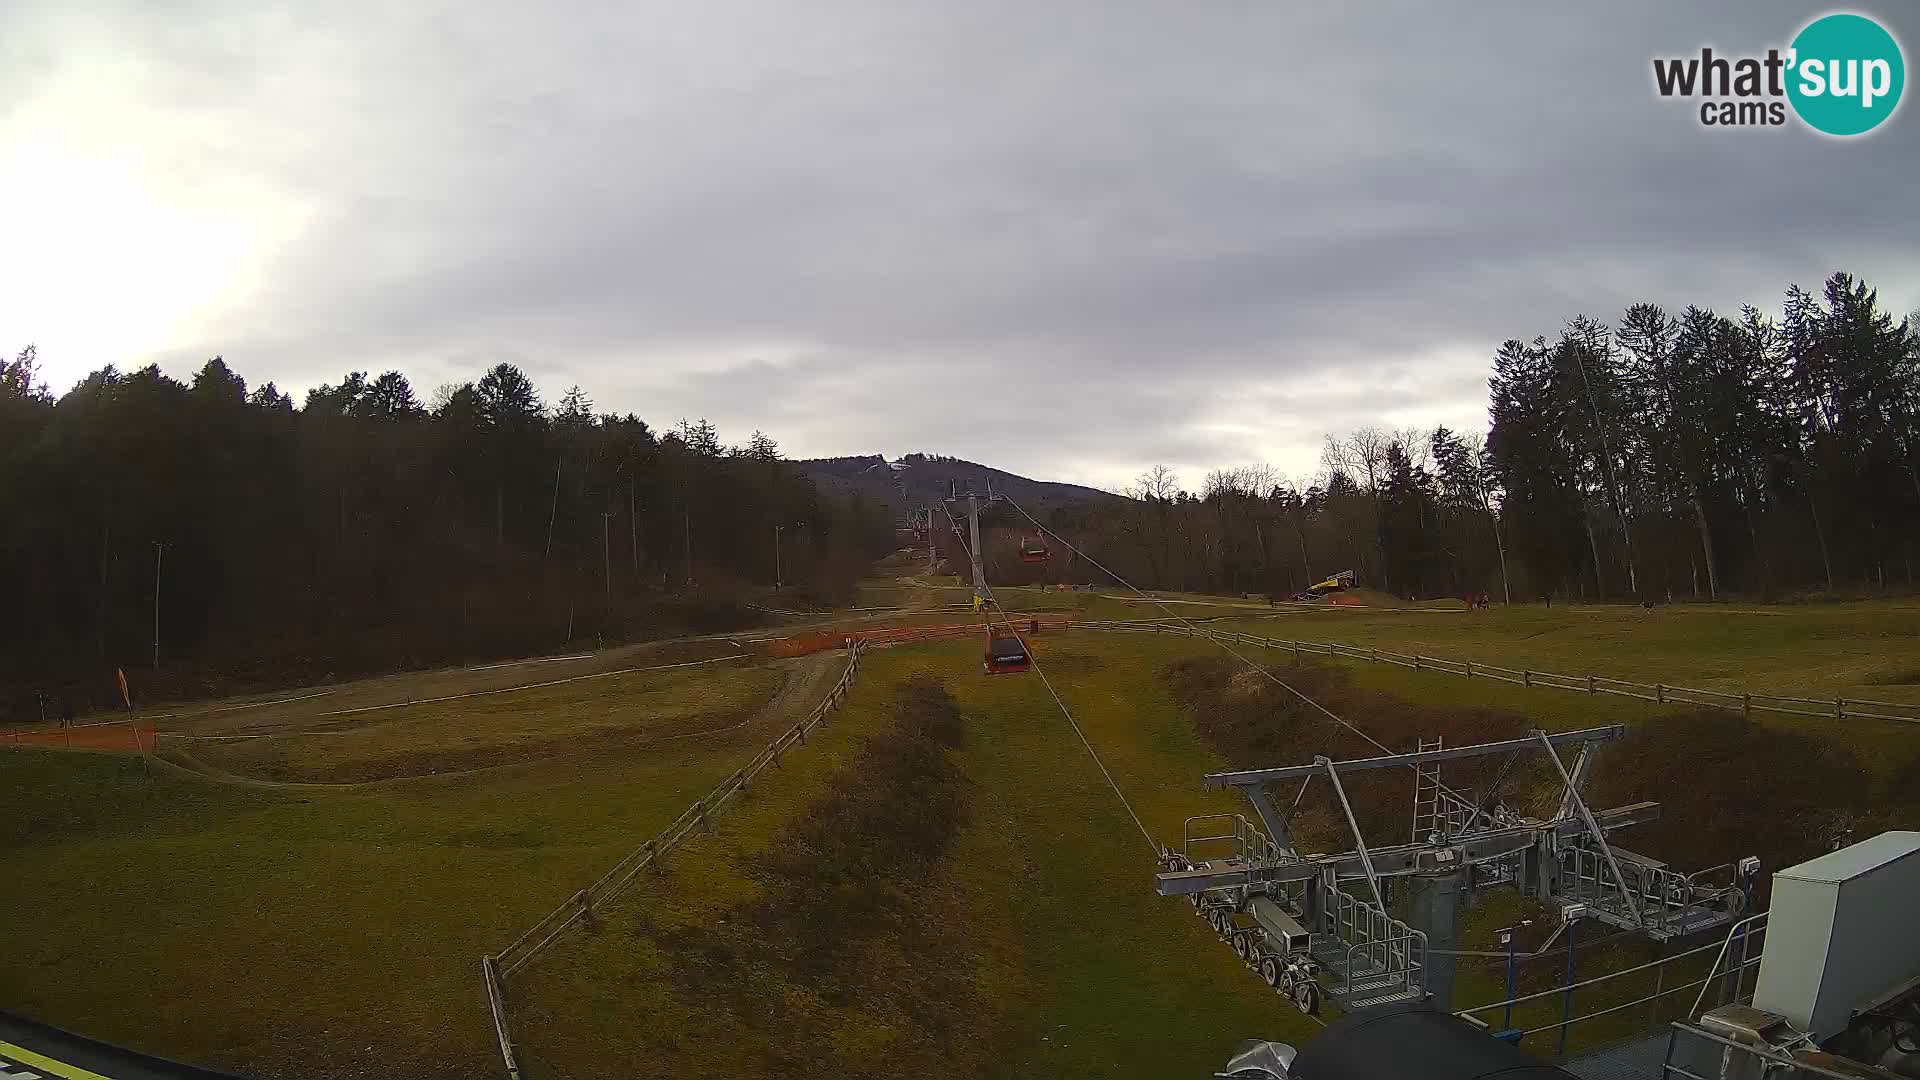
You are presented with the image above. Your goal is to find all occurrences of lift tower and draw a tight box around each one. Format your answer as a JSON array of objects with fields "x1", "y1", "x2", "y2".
[
  {"x1": 1157, "y1": 727, "x2": 1757, "y2": 1014},
  {"x1": 944, "y1": 481, "x2": 1005, "y2": 605}
]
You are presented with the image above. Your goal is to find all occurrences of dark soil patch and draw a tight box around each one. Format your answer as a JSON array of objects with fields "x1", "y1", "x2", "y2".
[
  {"x1": 1160, "y1": 658, "x2": 1540, "y2": 851},
  {"x1": 638, "y1": 679, "x2": 986, "y2": 1080},
  {"x1": 1586, "y1": 712, "x2": 1871, "y2": 894},
  {"x1": 1866, "y1": 666, "x2": 1920, "y2": 686},
  {"x1": 1887, "y1": 753, "x2": 1920, "y2": 808},
  {"x1": 1159, "y1": 659, "x2": 1883, "y2": 889}
]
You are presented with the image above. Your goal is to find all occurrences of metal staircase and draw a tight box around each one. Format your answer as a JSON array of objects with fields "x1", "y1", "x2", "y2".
[{"x1": 1311, "y1": 881, "x2": 1428, "y2": 1009}]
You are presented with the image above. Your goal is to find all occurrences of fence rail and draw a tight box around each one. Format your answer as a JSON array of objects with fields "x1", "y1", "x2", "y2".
[
  {"x1": 1069, "y1": 621, "x2": 1920, "y2": 727},
  {"x1": 481, "y1": 640, "x2": 868, "y2": 1078}
]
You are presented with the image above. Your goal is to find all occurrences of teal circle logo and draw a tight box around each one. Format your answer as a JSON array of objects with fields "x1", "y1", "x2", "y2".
[{"x1": 1787, "y1": 13, "x2": 1905, "y2": 136}]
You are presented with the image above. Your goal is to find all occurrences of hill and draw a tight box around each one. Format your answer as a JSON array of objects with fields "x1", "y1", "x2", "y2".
[{"x1": 797, "y1": 453, "x2": 1114, "y2": 519}]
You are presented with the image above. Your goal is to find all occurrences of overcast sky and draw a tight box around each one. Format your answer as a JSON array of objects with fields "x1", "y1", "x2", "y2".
[{"x1": 4, "y1": 2, "x2": 1917, "y2": 491}]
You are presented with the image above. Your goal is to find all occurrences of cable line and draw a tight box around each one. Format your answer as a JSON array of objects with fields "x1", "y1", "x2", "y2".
[
  {"x1": 946, "y1": 505, "x2": 1158, "y2": 855},
  {"x1": 999, "y1": 493, "x2": 1484, "y2": 809}
]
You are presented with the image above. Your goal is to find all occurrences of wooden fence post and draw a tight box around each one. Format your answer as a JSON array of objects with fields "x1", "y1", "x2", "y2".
[
  {"x1": 1414, "y1": 655, "x2": 1422, "y2": 672},
  {"x1": 1587, "y1": 675, "x2": 1596, "y2": 695},
  {"x1": 1292, "y1": 639, "x2": 1300, "y2": 664},
  {"x1": 1742, "y1": 694, "x2": 1751, "y2": 721},
  {"x1": 1523, "y1": 670, "x2": 1532, "y2": 687},
  {"x1": 1465, "y1": 660, "x2": 1473, "y2": 679},
  {"x1": 1836, "y1": 697, "x2": 1846, "y2": 722},
  {"x1": 1655, "y1": 683, "x2": 1664, "y2": 704}
]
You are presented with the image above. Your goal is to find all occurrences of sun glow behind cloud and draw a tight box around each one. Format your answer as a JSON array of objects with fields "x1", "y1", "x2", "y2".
[{"x1": 1, "y1": 73, "x2": 309, "y2": 393}]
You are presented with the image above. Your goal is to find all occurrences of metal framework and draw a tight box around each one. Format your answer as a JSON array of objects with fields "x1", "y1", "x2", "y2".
[{"x1": 1159, "y1": 726, "x2": 1758, "y2": 1017}]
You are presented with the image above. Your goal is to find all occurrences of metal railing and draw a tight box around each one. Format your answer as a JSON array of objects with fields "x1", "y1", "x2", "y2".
[
  {"x1": 1319, "y1": 881, "x2": 1426, "y2": 1003},
  {"x1": 481, "y1": 640, "x2": 868, "y2": 1080},
  {"x1": 1457, "y1": 914, "x2": 1768, "y2": 1055},
  {"x1": 1556, "y1": 846, "x2": 1747, "y2": 938},
  {"x1": 1658, "y1": 1018, "x2": 1887, "y2": 1080},
  {"x1": 1068, "y1": 622, "x2": 1920, "y2": 727},
  {"x1": 1182, "y1": 813, "x2": 1287, "y2": 868}
]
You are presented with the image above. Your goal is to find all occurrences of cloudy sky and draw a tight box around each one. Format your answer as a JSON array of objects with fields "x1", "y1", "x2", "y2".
[{"x1": 4, "y1": 2, "x2": 1916, "y2": 490}]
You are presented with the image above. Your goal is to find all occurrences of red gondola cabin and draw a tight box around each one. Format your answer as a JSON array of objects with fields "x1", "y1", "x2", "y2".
[
  {"x1": 983, "y1": 633, "x2": 1030, "y2": 674},
  {"x1": 1018, "y1": 537, "x2": 1050, "y2": 563}
]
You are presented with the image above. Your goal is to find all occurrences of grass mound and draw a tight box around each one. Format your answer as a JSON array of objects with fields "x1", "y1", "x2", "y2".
[
  {"x1": 1160, "y1": 655, "x2": 1898, "y2": 888},
  {"x1": 1587, "y1": 712, "x2": 1870, "y2": 889},
  {"x1": 1160, "y1": 657, "x2": 1535, "y2": 850},
  {"x1": 532, "y1": 678, "x2": 989, "y2": 1080},
  {"x1": 661, "y1": 680, "x2": 975, "y2": 1061}
]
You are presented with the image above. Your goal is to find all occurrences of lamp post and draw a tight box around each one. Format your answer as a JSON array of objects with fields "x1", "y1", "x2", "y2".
[
  {"x1": 1559, "y1": 904, "x2": 1587, "y2": 1057},
  {"x1": 774, "y1": 524, "x2": 784, "y2": 590},
  {"x1": 1498, "y1": 919, "x2": 1532, "y2": 1032}
]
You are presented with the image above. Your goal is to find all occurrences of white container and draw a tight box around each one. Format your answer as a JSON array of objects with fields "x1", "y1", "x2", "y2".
[{"x1": 1751, "y1": 831, "x2": 1920, "y2": 1042}]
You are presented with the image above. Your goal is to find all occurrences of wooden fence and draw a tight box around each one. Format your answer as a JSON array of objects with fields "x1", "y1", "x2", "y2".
[
  {"x1": 1073, "y1": 621, "x2": 1920, "y2": 727},
  {"x1": 482, "y1": 640, "x2": 868, "y2": 1080}
]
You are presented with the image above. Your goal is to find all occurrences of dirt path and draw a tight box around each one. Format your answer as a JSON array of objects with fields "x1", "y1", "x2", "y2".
[{"x1": 150, "y1": 651, "x2": 845, "y2": 791}]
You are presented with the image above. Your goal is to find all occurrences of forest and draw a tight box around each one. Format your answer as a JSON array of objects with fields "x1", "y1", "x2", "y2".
[
  {"x1": 5, "y1": 270, "x2": 1914, "y2": 714},
  {"x1": 0, "y1": 356, "x2": 894, "y2": 715},
  {"x1": 998, "y1": 273, "x2": 1920, "y2": 604}
]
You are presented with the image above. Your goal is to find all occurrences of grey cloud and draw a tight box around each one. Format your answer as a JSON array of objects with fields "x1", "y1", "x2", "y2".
[{"x1": 6, "y1": 0, "x2": 1918, "y2": 486}]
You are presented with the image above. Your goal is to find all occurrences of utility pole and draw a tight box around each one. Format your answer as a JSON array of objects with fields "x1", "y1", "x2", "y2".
[
  {"x1": 773, "y1": 524, "x2": 784, "y2": 590},
  {"x1": 628, "y1": 477, "x2": 640, "y2": 578},
  {"x1": 683, "y1": 490, "x2": 694, "y2": 589},
  {"x1": 926, "y1": 506, "x2": 937, "y2": 576},
  {"x1": 601, "y1": 512, "x2": 614, "y2": 605},
  {"x1": 544, "y1": 459, "x2": 561, "y2": 557},
  {"x1": 151, "y1": 541, "x2": 166, "y2": 670}
]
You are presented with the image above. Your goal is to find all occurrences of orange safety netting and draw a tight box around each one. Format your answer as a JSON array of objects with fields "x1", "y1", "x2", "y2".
[
  {"x1": 5, "y1": 717, "x2": 158, "y2": 754},
  {"x1": 767, "y1": 616, "x2": 1075, "y2": 657}
]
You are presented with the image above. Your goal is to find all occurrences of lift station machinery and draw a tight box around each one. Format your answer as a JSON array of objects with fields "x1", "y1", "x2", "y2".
[{"x1": 1156, "y1": 726, "x2": 1759, "y2": 1014}]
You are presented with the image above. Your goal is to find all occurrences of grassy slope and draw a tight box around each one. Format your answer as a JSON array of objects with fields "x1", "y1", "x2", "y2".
[
  {"x1": 186, "y1": 663, "x2": 782, "y2": 783},
  {"x1": 10, "y1": 596, "x2": 1920, "y2": 1077},
  {"x1": 0, "y1": 661, "x2": 808, "y2": 1080},
  {"x1": 1213, "y1": 601, "x2": 1920, "y2": 782},
  {"x1": 1153, "y1": 603, "x2": 1920, "y2": 1056},
  {"x1": 514, "y1": 633, "x2": 1319, "y2": 1079},
  {"x1": 1216, "y1": 600, "x2": 1920, "y2": 701}
]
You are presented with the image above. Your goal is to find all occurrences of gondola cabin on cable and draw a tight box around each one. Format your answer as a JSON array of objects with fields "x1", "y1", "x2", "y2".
[
  {"x1": 1018, "y1": 536, "x2": 1051, "y2": 563},
  {"x1": 982, "y1": 632, "x2": 1031, "y2": 674}
]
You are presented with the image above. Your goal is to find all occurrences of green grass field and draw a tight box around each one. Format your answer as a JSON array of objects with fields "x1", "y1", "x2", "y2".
[
  {"x1": 0, "y1": 653, "x2": 830, "y2": 1079},
  {"x1": 5, "y1": 592, "x2": 1920, "y2": 1078},
  {"x1": 511, "y1": 633, "x2": 1320, "y2": 1080},
  {"x1": 1209, "y1": 599, "x2": 1920, "y2": 783}
]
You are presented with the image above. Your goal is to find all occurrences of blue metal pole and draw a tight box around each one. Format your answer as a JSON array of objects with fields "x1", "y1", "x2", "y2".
[
  {"x1": 1558, "y1": 919, "x2": 1578, "y2": 1058},
  {"x1": 1504, "y1": 934, "x2": 1517, "y2": 1031}
]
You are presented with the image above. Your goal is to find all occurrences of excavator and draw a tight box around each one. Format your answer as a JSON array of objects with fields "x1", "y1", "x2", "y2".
[{"x1": 1292, "y1": 569, "x2": 1354, "y2": 601}]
